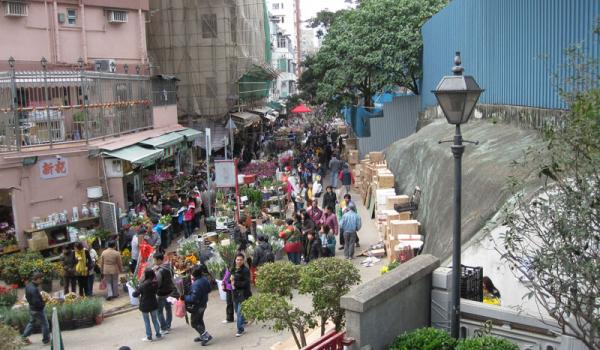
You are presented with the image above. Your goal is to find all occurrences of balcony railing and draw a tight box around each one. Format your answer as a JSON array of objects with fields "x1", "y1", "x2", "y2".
[{"x1": 0, "y1": 61, "x2": 153, "y2": 152}]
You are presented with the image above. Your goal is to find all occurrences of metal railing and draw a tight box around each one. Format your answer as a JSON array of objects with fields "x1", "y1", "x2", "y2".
[
  {"x1": 302, "y1": 330, "x2": 354, "y2": 350},
  {"x1": 0, "y1": 58, "x2": 153, "y2": 152}
]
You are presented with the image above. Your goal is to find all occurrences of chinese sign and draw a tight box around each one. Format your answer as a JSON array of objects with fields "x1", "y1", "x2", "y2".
[{"x1": 39, "y1": 158, "x2": 69, "y2": 179}]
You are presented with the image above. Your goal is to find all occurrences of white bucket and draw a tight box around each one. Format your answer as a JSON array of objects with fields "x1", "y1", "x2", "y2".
[{"x1": 216, "y1": 279, "x2": 227, "y2": 301}]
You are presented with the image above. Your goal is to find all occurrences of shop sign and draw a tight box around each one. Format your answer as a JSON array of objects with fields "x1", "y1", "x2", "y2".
[
  {"x1": 214, "y1": 160, "x2": 236, "y2": 188},
  {"x1": 39, "y1": 157, "x2": 69, "y2": 179}
]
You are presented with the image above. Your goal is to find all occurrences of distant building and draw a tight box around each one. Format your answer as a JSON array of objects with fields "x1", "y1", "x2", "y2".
[
  {"x1": 0, "y1": 0, "x2": 149, "y2": 72},
  {"x1": 301, "y1": 29, "x2": 317, "y2": 58},
  {"x1": 267, "y1": 0, "x2": 299, "y2": 103}
]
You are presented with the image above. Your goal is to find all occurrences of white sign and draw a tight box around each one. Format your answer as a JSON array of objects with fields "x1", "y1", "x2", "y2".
[
  {"x1": 39, "y1": 157, "x2": 69, "y2": 179},
  {"x1": 214, "y1": 160, "x2": 236, "y2": 188}
]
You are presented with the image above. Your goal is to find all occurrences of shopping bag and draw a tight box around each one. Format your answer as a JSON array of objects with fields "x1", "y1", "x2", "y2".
[
  {"x1": 175, "y1": 299, "x2": 186, "y2": 318},
  {"x1": 99, "y1": 278, "x2": 107, "y2": 290}
]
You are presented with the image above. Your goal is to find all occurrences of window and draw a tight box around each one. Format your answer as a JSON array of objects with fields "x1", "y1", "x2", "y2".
[
  {"x1": 277, "y1": 58, "x2": 287, "y2": 72},
  {"x1": 287, "y1": 59, "x2": 293, "y2": 73},
  {"x1": 281, "y1": 3, "x2": 284, "y2": 9},
  {"x1": 272, "y1": 3, "x2": 279, "y2": 9},
  {"x1": 4, "y1": 2, "x2": 28, "y2": 16},
  {"x1": 206, "y1": 78, "x2": 217, "y2": 98},
  {"x1": 202, "y1": 14, "x2": 217, "y2": 38},
  {"x1": 107, "y1": 10, "x2": 127, "y2": 23},
  {"x1": 280, "y1": 15, "x2": 284, "y2": 23},
  {"x1": 277, "y1": 35, "x2": 286, "y2": 48},
  {"x1": 67, "y1": 9, "x2": 76, "y2": 25}
]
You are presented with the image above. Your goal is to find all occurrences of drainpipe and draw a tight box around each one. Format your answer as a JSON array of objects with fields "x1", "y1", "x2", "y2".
[
  {"x1": 138, "y1": 9, "x2": 147, "y2": 65},
  {"x1": 53, "y1": 0, "x2": 61, "y2": 62},
  {"x1": 44, "y1": 1, "x2": 54, "y2": 62},
  {"x1": 80, "y1": 1, "x2": 88, "y2": 62}
]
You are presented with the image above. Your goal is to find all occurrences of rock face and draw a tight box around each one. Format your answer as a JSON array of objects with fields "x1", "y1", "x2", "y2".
[{"x1": 385, "y1": 119, "x2": 542, "y2": 260}]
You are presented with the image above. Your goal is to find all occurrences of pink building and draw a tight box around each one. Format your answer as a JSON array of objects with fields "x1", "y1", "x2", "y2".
[{"x1": 0, "y1": 0, "x2": 149, "y2": 72}]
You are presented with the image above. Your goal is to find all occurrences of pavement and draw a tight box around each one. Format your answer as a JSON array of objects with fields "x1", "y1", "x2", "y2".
[{"x1": 24, "y1": 177, "x2": 385, "y2": 350}]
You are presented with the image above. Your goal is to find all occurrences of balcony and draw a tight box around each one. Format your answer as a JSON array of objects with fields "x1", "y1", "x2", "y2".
[{"x1": 0, "y1": 69, "x2": 153, "y2": 152}]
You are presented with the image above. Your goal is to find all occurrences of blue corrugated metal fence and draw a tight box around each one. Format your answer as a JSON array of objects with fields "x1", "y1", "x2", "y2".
[{"x1": 421, "y1": 0, "x2": 600, "y2": 110}]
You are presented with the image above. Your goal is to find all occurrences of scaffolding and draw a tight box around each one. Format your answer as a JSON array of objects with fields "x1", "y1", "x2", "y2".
[{"x1": 146, "y1": 0, "x2": 276, "y2": 125}]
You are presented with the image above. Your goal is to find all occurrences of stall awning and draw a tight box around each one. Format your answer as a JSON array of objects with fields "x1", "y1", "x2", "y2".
[
  {"x1": 139, "y1": 132, "x2": 184, "y2": 148},
  {"x1": 102, "y1": 145, "x2": 163, "y2": 165},
  {"x1": 267, "y1": 101, "x2": 283, "y2": 110},
  {"x1": 230, "y1": 112, "x2": 261, "y2": 127},
  {"x1": 249, "y1": 106, "x2": 272, "y2": 115},
  {"x1": 176, "y1": 128, "x2": 203, "y2": 141}
]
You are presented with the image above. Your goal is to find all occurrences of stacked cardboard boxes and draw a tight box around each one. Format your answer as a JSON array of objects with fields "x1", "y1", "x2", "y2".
[{"x1": 385, "y1": 219, "x2": 422, "y2": 263}]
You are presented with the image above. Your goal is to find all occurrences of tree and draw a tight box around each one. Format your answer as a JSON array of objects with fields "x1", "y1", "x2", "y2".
[
  {"x1": 299, "y1": 0, "x2": 446, "y2": 111},
  {"x1": 502, "y1": 47, "x2": 600, "y2": 350},
  {"x1": 242, "y1": 261, "x2": 316, "y2": 349},
  {"x1": 298, "y1": 257, "x2": 361, "y2": 335},
  {"x1": 305, "y1": 9, "x2": 349, "y2": 39}
]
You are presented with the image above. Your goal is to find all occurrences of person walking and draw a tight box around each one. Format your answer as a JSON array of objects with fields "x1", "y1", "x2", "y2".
[
  {"x1": 304, "y1": 231, "x2": 322, "y2": 263},
  {"x1": 338, "y1": 164, "x2": 355, "y2": 194},
  {"x1": 231, "y1": 253, "x2": 252, "y2": 337},
  {"x1": 153, "y1": 253, "x2": 176, "y2": 333},
  {"x1": 132, "y1": 269, "x2": 162, "y2": 342},
  {"x1": 328, "y1": 155, "x2": 341, "y2": 188},
  {"x1": 183, "y1": 266, "x2": 213, "y2": 345},
  {"x1": 100, "y1": 240, "x2": 123, "y2": 300},
  {"x1": 339, "y1": 203, "x2": 362, "y2": 259},
  {"x1": 221, "y1": 267, "x2": 235, "y2": 324},
  {"x1": 61, "y1": 245, "x2": 77, "y2": 295},
  {"x1": 21, "y1": 272, "x2": 50, "y2": 345},
  {"x1": 74, "y1": 242, "x2": 93, "y2": 296},
  {"x1": 322, "y1": 186, "x2": 337, "y2": 212}
]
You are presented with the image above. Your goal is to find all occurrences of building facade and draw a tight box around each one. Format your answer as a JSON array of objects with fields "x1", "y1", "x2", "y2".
[{"x1": 0, "y1": 0, "x2": 149, "y2": 72}]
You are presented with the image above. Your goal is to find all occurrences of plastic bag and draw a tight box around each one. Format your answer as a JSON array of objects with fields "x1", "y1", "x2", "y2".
[
  {"x1": 175, "y1": 299, "x2": 186, "y2": 318},
  {"x1": 99, "y1": 279, "x2": 107, "y2": 290}
]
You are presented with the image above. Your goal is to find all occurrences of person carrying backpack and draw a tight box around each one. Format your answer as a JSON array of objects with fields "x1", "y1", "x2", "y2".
[
  {"x1": 182, "y1": 265, "x2": 213, "y2": 345},
  {"x1": 153, "y1": 253, "x2": 176, "y2": 333},
  {"x1": 252, "y1": 235, "x2": 275, "y2": 268}
]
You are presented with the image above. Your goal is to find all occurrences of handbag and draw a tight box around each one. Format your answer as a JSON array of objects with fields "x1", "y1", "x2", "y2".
[
  {"x1": 175, "y1": 299, "x2": 186, "y2": 318},
  {"x1": 99, "y1": 278, "x2": 107, "y2": 290}
]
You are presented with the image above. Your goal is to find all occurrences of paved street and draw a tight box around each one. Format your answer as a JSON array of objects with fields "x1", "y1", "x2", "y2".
[{"x1": 26, "y1": 186, "x2": 383, "y2": 350}]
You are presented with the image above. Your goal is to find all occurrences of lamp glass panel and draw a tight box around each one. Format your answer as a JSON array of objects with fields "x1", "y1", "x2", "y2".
[
  {"x1": 435, "y1": 93, "x2": 466, "y2": 124},
  {"x1": 461, "y1": 91, "x2": 482, "y2": 123}
]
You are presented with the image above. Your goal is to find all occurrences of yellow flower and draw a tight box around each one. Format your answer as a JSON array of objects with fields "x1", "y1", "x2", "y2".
[{"x1": 380, "y1": 266, "x2": 389, "y2": 275}]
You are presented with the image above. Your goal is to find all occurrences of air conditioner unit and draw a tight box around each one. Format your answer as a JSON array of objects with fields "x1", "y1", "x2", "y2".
[
  {"x1": 106, "y1": 9, "x2": 127, "y2": 23},
  {"x1": 4, "y1": 2, "x2": 28, "y2": 17},
  {"x1": 95, "y1": 59, "x2": 117, "y2": 72}
]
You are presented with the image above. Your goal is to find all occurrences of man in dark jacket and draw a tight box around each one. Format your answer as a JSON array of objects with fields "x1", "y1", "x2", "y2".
[
  {"x1": 322, "y1": 186, "x2": 337, "y2": 212},
  {"x1": 252, "y1": 235, "x2": 274, "y2": 268},
  {"x1": 231, "y1": 253, "x2": 252, "y2": 337},
  {"x1": 61, "y1": 245, "x2": 77, "y2": 295},
  {"x1": 183, "y1": 266, "x2": 212, "y2": 345},
  {"x1": 22, "y1": 272, "x2": 50, "y2": 345},
  {"x1": 153, "y1": 253, "x2": 176, "y2": 333}
]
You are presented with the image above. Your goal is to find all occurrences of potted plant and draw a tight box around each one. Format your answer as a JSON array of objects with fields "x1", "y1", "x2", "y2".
[{"x1": 0, "y1": 285, "x2": 17, "y2": 308}]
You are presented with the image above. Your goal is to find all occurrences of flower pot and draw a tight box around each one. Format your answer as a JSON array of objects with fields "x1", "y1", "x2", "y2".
[
  {"x1": 95, "y1": 314, "x2": 104, "y2": 325},
  {"x1": 215, "y1": 279, "x2": 227, "y2": 301}
]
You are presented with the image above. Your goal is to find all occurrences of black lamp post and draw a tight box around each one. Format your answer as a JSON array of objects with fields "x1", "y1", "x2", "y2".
[{"x1": 431, "y1": 52, "x2": 483, "y2": 339}]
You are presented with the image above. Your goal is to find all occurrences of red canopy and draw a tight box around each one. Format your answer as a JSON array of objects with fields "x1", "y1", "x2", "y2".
[{"x1": 291, "y1": 104, "x2": 312, "y2": 113}]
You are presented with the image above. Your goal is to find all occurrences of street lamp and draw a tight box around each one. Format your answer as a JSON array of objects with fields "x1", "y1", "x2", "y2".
[{"x1": 431, "y1": 51, "x2": 483, "y2": 339}]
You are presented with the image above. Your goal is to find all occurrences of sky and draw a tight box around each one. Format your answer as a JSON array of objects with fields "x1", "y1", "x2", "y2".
[{"x1": 300, "y1": 0, "x2": 354, "y2": 21}]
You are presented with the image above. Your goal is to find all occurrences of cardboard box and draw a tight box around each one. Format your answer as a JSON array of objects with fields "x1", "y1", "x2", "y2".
[
  {"x1": 378, "y1": 173, "x2": 395, "y2": 188},
  {"x1": 348, "y1": 150, "x2": 359, "y2": 164},
  {"x1": 369, "y1": 151, "x2": 385, "y2": 162},
  {"x1": 398, "y1": 212, "x2": 412, "y2": 220},
  {"x1": 386, "y1": 195, "x2": 410, "y2": 209},
  {"x1": 28, "y1": 233, "x2": 49, "y2": 251},
  {"x1": 389, "y1": 220, "x2": 420, "y2": 235},
  {"x1": 346, "y1": 137, "x2": 358, "y2": 149},
  {"x1": 370, "y1": 248, "x2": 386, "y2": 258}
]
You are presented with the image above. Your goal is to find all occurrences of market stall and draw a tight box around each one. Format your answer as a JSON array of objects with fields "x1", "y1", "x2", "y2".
[{"x1": 0, "y1": 189, "x2": 17, "y2": 255}]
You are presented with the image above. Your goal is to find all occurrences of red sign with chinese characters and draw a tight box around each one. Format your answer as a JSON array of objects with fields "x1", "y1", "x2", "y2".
[{"x1": 39, "y1": 158, "x2": 69, "y2": 179}]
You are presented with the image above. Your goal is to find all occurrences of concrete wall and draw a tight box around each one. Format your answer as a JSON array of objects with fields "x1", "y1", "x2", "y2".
[
  {"x1": 0, "y1": 0, "x2": 148, "y2": 70},
  {"x1": 340, "y1": 255, "x2": 440, "y2": 350},
  {"x1": 152, "y1": 105, "x2": 179, "y2": 129}
]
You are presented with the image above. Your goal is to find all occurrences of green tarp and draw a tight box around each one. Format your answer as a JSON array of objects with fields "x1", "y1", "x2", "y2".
[
  {"x1": 139, "y1": 132, "x2": 184, "y2": 148},
  {"x1": 102, "y1": 145, "x2": 163, "y2": 165}
]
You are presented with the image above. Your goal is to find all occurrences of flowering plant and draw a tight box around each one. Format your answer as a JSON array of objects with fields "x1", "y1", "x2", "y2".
[{"x1": 0, "y1": 285, "x2": 17, "y2": 308}]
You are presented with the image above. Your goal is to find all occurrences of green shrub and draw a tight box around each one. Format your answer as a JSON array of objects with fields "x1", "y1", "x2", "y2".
[
  {"x1": 389, "y1": 328, "x2": 456, "y2": 350},
  {"x1": 0, "y1": 322, "x2": 23, "y2": 350},
  {"x1": 455, "y1": 336, "x2": 519, "y2": 350},
  {"x1": 0, "y1": 307, "x2": 29, "y2": 330}
]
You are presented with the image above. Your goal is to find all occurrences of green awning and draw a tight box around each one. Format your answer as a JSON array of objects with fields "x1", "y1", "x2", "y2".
[
  {"x1": 176, "y1": 128, "x2": 202, "y2": 141},
  {"x1": 268, "y1": 101, "x2": 283, "y2": 110},
  {"x1": 139, "y1": 132, "x2": 184, "y2": 148},
  {"x1": 102, "y1": 145, "x2": 163, "y2": 165}
]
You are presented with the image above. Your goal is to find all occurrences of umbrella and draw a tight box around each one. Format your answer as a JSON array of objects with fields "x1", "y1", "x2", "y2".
[{"x1": 290, "y1": 104, "x2": 312, "y2": 114}]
